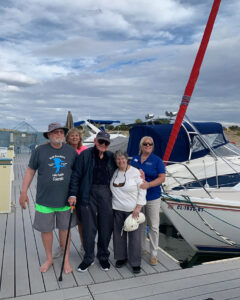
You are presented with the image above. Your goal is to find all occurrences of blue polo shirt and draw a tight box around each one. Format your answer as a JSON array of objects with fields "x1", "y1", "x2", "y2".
[{"x1": 131, "y1": 153, "x2": 165, "y2": 201}]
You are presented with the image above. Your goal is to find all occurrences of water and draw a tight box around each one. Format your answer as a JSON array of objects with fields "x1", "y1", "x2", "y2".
[{"x1": 159, "y1": 225, "x2": 240, "y2": 268}]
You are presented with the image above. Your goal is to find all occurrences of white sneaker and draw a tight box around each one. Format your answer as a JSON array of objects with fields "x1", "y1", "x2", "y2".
[{"x1": 53, "y1": 246, "x2": 63, "y2": 258}]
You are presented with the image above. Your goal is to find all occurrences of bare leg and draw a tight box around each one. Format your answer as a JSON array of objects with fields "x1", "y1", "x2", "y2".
[
  {"x1": 58, "y1": 230, "x2": 64, "y2": 250},
  {"x1": 59, "y1": 229, "x2": 72, "y2": 274},
  {"x1": 40, "y1": 232, "x2": 53, "y2": 272},
  {"x1": 78, "y1": 222, "x2": 84, "y2": 247}
]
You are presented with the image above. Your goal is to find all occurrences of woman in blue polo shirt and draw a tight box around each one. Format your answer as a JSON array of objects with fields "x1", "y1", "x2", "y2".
[{"x1": 131, "y1": 136, "x2": 165, "y2": 266}]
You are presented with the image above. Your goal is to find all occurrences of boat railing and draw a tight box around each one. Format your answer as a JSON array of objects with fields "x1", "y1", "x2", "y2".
[
  {"x1": 163, "y1": 160, "x2": 214, "y2": 198},
  {"x1": 183, "y1": 115, "x2": 218, "y2": 162}
]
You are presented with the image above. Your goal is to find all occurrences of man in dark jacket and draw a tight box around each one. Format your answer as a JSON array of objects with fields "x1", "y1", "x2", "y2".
[{"x1": 68, "y1": 131, "x2": 116, "y2": 272}]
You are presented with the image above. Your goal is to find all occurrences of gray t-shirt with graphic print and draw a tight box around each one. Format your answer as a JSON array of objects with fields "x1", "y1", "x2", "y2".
[{"x1": 29, "y1": 143, "x2": 77, "y2": 208}]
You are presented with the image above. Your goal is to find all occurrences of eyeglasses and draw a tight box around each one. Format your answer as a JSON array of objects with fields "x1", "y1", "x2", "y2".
[
  {"x1": 143, "y1": 142, "x2": 153, "y2": 146},
  {"x1": 112, "y1": 168, "x2": 126, "y2": 187},
  {"x1": 98, "y1": 139, "x2": 110, "y2": 146},
  {"x1": 52, "y1": 129, "x2": 64, "y2": 135}
]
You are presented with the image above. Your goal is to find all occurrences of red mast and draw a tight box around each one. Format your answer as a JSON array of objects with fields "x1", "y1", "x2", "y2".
[{"x1": 163, "y1": 0, "x2": 221, "y2": 164}]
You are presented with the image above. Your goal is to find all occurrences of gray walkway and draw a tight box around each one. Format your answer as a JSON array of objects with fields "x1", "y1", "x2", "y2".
[
  {"x1": 1, "y1": 154, "x2": 240, "y2": 299},
  {"x1": 0, "y1": 154, "x2": 181, "y2": 299}
]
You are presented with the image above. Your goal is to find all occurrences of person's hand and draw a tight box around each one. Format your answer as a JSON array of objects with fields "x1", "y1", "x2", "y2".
[
  {"x1": 68, "y1": 196, "x2": 76, "y2": 206},
  {"x1": 139, "y1": 169, "x2": 145, "y2": 180},
  {"x1": 140, "y1": 181, "x2": 150, "y2": 190},
  {"x1": 19, "y1": 192, "x2": 29, "y2": 209},
  {"x1": 132, "y1": 206, "x2": 141, "y2": 219}
]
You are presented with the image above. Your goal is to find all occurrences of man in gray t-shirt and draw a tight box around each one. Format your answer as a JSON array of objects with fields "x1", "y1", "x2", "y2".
[
  {"x1": 19, "y1": 122, "x2": 77, "y2": 274},
  {"x1": 29, "y1": 142, "x2": 76, "y2": 208}
]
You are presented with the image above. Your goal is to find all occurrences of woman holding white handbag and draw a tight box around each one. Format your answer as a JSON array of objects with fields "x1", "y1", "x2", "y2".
[{"x1": 110, "y1": 150, "x2": 146, "y2": 274}]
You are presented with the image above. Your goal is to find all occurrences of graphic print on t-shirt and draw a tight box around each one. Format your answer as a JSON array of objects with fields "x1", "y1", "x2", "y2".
[
  {"x1": 48, "y1": 155, "x2": 68, "y2": 182},
  {"x1": 53, "y1": 157, "x2": 65, "y2": 173}
]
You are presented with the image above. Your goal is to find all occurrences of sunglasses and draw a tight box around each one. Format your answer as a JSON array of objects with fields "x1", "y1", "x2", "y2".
[
  {"x1": 143, "y1": 142, "x2": 153, "y2": 146},
  {"x1": 98, "y1": 139, "x2": 110, "y2": 146},
  {"x1": 112, "y1": 168, "x2": 126, "y2": 187}
]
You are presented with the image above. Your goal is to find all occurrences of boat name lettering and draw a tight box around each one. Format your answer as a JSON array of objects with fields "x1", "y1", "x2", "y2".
[{"x1": 176, "y1": 205, "x2": 203, "y2": 212}]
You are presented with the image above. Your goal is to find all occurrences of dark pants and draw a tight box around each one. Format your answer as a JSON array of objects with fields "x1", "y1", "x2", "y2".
[
  {"x1": 113, "y1": 210, "x2": 142, "y2": 267},
  {"x1": 80, "y1": 185, "x2": 113, "y2": 264}
]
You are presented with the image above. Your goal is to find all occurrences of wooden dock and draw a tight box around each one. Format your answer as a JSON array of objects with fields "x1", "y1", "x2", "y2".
[{"x1": 1, "y1": 154, "x2": 240, "y2": 299}]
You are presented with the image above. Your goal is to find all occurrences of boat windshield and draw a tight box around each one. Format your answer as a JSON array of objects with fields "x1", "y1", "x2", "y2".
[
  {"x1": 191, "y1": 133, "x2": 240, "y2": 157},
  {"x1": 213, "y1": 143, "x2": 240, "y2": 157},
  {"x1": 192, "y1": 133, "x2": 225, "y2": 153}
]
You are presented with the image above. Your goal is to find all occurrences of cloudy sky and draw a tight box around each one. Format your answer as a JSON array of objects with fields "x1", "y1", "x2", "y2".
[{"x1": 0, "y1": 0, "x2": 239, "y2": 131}]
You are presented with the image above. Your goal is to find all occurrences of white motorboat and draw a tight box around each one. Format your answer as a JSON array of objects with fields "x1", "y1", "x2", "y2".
[
  {"x1": 161, "y1": 120, "x2": 240, "y2": 254},
  {"x1": 74, "y1": 119, "x2": 128, "y2": 152},
  {"x1": 161, "y1": 186, "x2": 240, "y2": 254}
]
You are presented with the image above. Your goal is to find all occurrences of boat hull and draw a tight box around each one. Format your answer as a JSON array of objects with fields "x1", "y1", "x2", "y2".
[{"x1": 161, "y1": 192, "x2": 240, "y2": 254}]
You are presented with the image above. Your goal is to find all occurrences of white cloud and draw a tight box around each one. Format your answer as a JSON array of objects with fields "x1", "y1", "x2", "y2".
[
  {"x1": 0, "y1": 0, "x2": 239, "y2": 131},
  {"x1": 0, "y1": 72, "x2": 39, "y2": 87},
  {"x1": 0, "y1": 85, "x2": 20, "y2": 92}
]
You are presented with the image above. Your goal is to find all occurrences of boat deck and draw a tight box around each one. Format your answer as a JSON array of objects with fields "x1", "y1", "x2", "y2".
[{"x1": 1, "y1": 154, "x2": 240, "y2": 299}]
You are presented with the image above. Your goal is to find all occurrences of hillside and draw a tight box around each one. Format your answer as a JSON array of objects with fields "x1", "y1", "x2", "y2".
[{"x1": 224, "y1": 129, "x2": 240, "y2": 146}]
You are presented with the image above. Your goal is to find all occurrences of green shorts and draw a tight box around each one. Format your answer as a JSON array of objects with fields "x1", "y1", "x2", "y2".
[{"x1": 33, "y1": 204, "x2": 78, "y2": 232}]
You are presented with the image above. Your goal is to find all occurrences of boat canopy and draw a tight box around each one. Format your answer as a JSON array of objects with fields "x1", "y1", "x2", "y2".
[
  {"x1": 74, "y1": 120, "x2": 85, "y2": 127},
  {"x1": 127, "y1": 122, "x2": 228, "y2": 162},
  {"x1": 87, "y1": 119, "x2": 120, "y2": 125},
  {"x1": 74, "y1": 119, "x2": 120, "y2": 127}
]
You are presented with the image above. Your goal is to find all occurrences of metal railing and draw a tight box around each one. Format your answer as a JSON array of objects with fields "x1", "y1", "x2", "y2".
[{"x1": 163, "y1": 160, "x2": 214, "y2": 198}]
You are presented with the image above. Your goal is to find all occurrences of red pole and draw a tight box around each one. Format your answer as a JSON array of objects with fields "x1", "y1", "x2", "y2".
[{"x1": 163, "y1": 0, "x2": 221, "y2": 164}]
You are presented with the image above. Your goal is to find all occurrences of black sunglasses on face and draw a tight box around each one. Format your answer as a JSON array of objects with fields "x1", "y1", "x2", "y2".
[
  {"x1": 143, "y1": 142, "x2": 153, "y2": 146},
  {"x1": 98, "y1": 139, "x2": 110, "y2": 146}
]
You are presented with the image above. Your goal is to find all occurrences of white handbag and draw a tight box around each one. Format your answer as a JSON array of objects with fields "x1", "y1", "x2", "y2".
[{"x1": 122, "y1": 212, "x2": 145, "y2": 233}]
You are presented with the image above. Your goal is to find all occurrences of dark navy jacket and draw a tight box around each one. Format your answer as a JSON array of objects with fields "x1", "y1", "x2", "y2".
[{"x1": 69, "y1": 146, "x2": 116, "y2": 206}]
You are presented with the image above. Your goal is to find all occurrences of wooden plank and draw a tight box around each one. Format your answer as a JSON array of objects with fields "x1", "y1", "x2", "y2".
[
  {"x1": 142, "y1": 252, "x2": 167, "y2": 273},
  {"x1": 182, "y1": 285, "x2": 240, "y2": 300},
  {"x1": 28, "y1": 204, "x2": 79, "y2": 291},
  {"x1": 144, "y1": 238, "x2": 180, "y2": 271},
  {"x1": 51, "y1": 241, "x2": 78, "y2": 290},
  {"x1": 109, "y1": 238, "x2": 138, "y2": 279},
  {"x1": 157, "y1": 247, "x2": 181, "y2": 271},
  {"x1": 0, "y1": 212, "x2": 15, "y2": 299},
  {"x1": 28, "y1": 204, "x2": 59, "y2": 292},
  {"x1": 108, "y1": 246, "x2": 133, "y2": 279},
  {"x1": 0, "y1": 214, "x2": 7, "y2": 291},
  {"x1": 6, "y1": 285, "x2": 92, "y2": 300},
  {"x1": 69, "y1": 226, "x2": 95, "y2": 286},
  {"x1": 15, "y1": 206, "x2": 30, "y2": 297},
  {"x1": 90, "y1": 267, "x2": 240, "y2": 300},
  {"x1": 103, "y1": 246, "x2": 123, "y2": 281},
  {"x1": 140, "y1": 278, "x2": 240, "y2": 299},
  {"x1": 108, "y1": 233, "x2": 146, "y2": 279},
  {"x1": 28, "y1": 178, "x2": 78, "y2": 291},
  {"x1": 22, "y1": 206, "x2": 45, "y2": 294},
  {"x1": 86, "y1": 235, "x2": 122, "y2": 283},
  {"x1": 88, "y1": 259, "x2": 240, "y2": 296},
  {"x1": 88, "y1": 261, "x2": 111, "y2": 283},
  {"x1": 71, "y1": 227, "x2": 122, "y2": 283},
  {"x1": 10, "y1": 153, "x2": 240, "y2": 300}
]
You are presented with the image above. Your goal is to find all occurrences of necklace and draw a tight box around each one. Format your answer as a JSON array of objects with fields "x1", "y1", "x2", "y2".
[{"x1": 141, "y1": 155, "x2": 149, "y2": 163}]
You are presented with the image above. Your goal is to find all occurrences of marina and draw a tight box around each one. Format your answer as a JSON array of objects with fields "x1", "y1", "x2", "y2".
[
  {"x1": 1, "y1": 154, "x2": 240, "y2": 299},
  {"x1": 1, "y1": 1, "x2": 240, "y2": 298}
]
